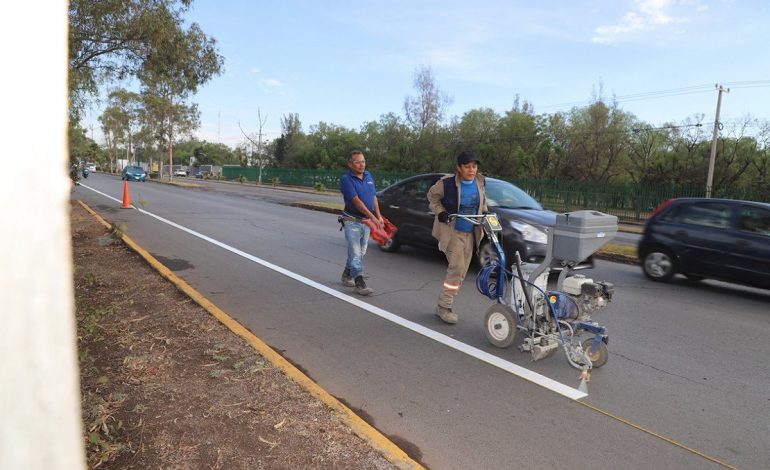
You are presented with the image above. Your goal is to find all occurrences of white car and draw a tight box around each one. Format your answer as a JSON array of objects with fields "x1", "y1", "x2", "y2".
[{"x1": 173, "y1": 169, "x2": 187, "y2": 177}]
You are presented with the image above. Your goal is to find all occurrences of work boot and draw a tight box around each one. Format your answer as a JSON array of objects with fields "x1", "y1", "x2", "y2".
[
  {"x1": 435, "y1": 306, "x2": 458, "y2": 324},
  {"x1": 341, "y1": 268, "x2": 355, "y2": 287},
  {"x1": 354, "y1": 276, "x2": 373, "y2": 296}
]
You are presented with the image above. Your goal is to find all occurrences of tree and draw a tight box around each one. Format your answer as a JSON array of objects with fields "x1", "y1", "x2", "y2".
[
  {"x1": 68, "y1": 0, "x2": 197, "y2": 120},
  {"x1": 274, "y1": 113, "x2": 303, "y2": 167},
  {"x1": 239, "y1": 108, "x2": 271, "y2": 184},
  {"x1": 138, "y1": 19, "x2": 223, "y2": 178},
  {"x1": 403, "y1": 65, "x2": 453, "y2": 135},
  {"x1": 99, "y1": 106, "x2": 126, "y2": 173}
]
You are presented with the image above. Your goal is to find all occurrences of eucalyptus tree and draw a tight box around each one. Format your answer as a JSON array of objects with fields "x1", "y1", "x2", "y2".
[
  {"x1": 98, "y1": 106, "x2": 126, "y2": 173},
  {"x1": 69, "y1": 0, "x2": 200, "y2": 120},
  {"x1": 138, "y1": 20, "x2": 223, "y2": 178}
]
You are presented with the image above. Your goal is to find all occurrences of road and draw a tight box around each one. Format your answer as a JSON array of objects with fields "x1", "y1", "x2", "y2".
[{"x1": 73, "y1": 174, "x2": 769, "y2": 469}]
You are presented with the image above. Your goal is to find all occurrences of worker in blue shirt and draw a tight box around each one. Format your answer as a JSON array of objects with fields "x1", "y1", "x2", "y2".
[{"x1": 339, "y1": 150, "x2": 383, "y2": 296}]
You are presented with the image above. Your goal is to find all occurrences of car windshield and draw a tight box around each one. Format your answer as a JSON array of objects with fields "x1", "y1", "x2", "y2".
[
  {"x1": 127, "y1": 166, "x2": 143, "y2": 172},
  {"x1": 486, "y1": 179, "x2": 542, "y2": 210}
]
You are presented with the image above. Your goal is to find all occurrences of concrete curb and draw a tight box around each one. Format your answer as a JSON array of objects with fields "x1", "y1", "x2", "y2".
[{"x1": 76, "y1": 200, "x2": 425, "y2": 470}]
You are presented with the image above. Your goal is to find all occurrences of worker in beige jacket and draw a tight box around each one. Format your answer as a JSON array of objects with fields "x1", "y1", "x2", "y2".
[{"x1": 427, "y1": 151, "x2": 488, "y2": 324}]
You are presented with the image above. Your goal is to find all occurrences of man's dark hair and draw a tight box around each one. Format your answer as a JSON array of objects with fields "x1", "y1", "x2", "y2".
[{"x1": 348, "y1": 150, "x2": 364, "y2": 162}]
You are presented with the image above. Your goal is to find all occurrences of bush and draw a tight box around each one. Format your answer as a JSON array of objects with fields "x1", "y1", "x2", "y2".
[
  {"x1": 271, "y1": 177, "x2": 281, "y2": 187},
  {"x1": 314, "y1": 182, "x2": 326, "y2": 192},
  {"x1": 238, "y1": 174, "x2": 245, "y2": 184}
]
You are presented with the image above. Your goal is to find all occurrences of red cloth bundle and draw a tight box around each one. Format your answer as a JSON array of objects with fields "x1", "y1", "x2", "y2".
[{"x1": 362, "y1": 216, "x2": 398, "y2": 246}]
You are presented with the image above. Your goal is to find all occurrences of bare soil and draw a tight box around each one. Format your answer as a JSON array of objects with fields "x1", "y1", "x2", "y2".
[{"x1": 72, "y1": 202, "x2": 396, "y2": 469}]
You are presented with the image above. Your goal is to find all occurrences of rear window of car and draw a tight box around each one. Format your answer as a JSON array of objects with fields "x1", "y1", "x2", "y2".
[{"x1": 666, "y1": 202, "x2": 732, "y2": 229}]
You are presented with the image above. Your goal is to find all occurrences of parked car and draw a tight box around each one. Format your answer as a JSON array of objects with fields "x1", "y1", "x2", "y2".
[
  {"x1": 638, "y1": 198, "x2": 770, "y2": 288},
  {"x1": 377, "y1": 173, "x2": 591, "y2": 268},
  {"x1": 121, "y1": 165, "x2": 147, "y2": 182},
  {"x1": 174, "y1": 168, "x2": 188, "y2": 177},
  {"x1": 195, "y1": 171, "x2": 211, "y2": 179}
]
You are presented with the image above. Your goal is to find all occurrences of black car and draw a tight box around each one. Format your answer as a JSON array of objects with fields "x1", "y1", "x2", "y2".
[
  {"x1": 638, "y1": 197, "x2": 770, "y2": 288},
  {"x1": 377, "y1": 173, "x2": 568, "y2": 266}
]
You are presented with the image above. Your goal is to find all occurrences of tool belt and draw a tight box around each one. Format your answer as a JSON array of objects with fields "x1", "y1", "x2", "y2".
[{"x1": 337, "y1": 214, "x2": 365, "y2": 231}]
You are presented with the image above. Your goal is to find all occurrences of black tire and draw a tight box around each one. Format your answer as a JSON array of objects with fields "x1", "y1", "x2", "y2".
[
  {"x1": 484, "y1": 304, "x2": 519, "y2": 348},
  {"x1": 642, "y1": 248, "x2": 676, "y2": 282},
  {"x1": 581, "y1": 338, "x2": 608, "y2": 368},
  {"x1": 477, "y1": 240, "x2": 500, "y2": 267},
  {"x1": 378, "y1": 234, "x2": 401, "y2": 252}
]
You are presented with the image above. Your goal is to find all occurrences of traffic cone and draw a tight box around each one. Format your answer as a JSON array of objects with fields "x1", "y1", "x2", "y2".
[{"x1": 121, "y1": 180, "x2": 132, "y2": 209}]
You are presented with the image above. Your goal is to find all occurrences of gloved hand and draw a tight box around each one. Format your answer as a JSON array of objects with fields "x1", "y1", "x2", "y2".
[{"x1": 438, "y1": 211, "x2": 450, "y2": 223}]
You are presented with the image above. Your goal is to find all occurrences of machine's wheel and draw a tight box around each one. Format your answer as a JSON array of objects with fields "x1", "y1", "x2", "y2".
[
  {"x1": 642, "y1": 249, "x2": 676, "y2": 282},
  {"x1": 378, "y1": 234, "x2": 401, "y2": 252},
  {"x1": 477, "y1": 241, "x2": 500, "y2": 267},
  {"x1": 581, "y1": 338, "x2": 608, "y2": 368},
  {"x1": 484, "y1": 304, "x2": 518, "y2": 348}
]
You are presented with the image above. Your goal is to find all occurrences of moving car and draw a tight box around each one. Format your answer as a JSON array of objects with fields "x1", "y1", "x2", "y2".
[
  {"x1": 121, "y1": 165, "x2": 147, "y2": 182},
  {"x1": 377, "y1": 173, "x2": 584, "y2": 267},
  {"x1": 174, "y1": 168, "x2": 188, "y2": 177},
  {"x1": 638, "y1": 197, "x2": 770, "y2": 288}
]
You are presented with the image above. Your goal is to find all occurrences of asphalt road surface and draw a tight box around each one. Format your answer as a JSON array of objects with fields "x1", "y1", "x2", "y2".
[{"x1": 73, "y1": 174, "x2": 769, "y2": 469}]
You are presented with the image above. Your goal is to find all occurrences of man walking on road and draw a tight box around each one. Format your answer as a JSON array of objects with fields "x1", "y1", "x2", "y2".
[
  {"x1": 427, "y1": 150, "x2": 488, "y2": 324},
  {"x1": 340, "y1": 150, "x2": 383, "y2": 296}
]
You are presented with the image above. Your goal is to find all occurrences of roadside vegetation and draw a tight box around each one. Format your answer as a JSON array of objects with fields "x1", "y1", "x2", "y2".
[{"x1": 68, "y1": 2, "x2": 770, "y2": 201}]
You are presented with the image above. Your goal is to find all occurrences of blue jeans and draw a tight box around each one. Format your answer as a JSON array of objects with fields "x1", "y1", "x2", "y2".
[{"x1": 344, "y1": 221, "x2": 370, "y2": 279}]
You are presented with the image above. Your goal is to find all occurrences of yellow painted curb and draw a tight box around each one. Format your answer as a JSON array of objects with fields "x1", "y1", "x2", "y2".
[{"x1": 76, "y1": 200, "x2": 424, "y2": 470}]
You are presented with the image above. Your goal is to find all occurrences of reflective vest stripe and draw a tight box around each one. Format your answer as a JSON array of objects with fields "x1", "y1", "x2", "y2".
[{"x1": 443, "y1": 282, "x2": 460, "y2": 291}]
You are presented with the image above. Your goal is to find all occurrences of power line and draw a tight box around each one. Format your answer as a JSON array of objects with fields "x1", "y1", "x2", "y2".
[{"x1": 537, "y1": 83, "x2": 717, "y2": 110}]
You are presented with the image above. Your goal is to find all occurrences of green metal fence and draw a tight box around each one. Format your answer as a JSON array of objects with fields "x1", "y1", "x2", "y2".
[
  {"x1": 222, "y1": 166, "x2": 770, "y2": 223},
  {"x1": 222, "y1": 166, "x2": 411, "y2": 190}
]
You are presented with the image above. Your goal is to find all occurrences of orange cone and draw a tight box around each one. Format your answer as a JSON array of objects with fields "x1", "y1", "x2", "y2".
[{"x1": 121, "y1": 180, "x2": 132, "y2": 209}]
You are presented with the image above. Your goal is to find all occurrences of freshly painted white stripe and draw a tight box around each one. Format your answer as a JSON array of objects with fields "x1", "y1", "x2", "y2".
[{"x1": 80, "y1": 183, "x2": 588, "y2": 400}]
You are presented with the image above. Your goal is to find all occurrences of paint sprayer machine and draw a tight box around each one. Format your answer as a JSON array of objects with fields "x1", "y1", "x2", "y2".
[{"x1": 456, "y1": 210, "x2": 618, "y2": 381}]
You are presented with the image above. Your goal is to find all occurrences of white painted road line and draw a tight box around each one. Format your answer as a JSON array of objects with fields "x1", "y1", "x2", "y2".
[{"x1": 80, "y1": 183, "x2": 588, "y2": 400}]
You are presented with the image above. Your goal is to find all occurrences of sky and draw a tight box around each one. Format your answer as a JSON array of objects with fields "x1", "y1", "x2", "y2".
[{"x1": 85, "y1": 0, "x2": 770, "y2": 149}]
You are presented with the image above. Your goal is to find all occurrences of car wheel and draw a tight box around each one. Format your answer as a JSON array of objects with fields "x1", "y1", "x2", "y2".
[
  {"x1": 477, "y1": 240, "x2": 501, "y2": 267},
  {"x1": 378, "y1": 234, "x2": 401, "y2": 253},
  {"x1": 642, "y1": 248, "x2": 676, "y2": 282}
]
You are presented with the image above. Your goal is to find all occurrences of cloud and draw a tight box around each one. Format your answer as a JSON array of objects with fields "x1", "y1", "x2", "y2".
[
  {"x1": 592, "y1": 0, "x2": 696, "y2": 44},
  {"x1": 260, "y1": 78, "x2": 282, "y2": 88}
]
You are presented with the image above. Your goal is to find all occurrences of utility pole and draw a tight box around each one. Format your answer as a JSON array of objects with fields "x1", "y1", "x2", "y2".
[{"x1": 706, "y1": 84, "x2": 729, "y2": 198}]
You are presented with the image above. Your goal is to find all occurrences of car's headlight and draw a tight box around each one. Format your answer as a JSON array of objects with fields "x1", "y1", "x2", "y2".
[{"x1": 509, "y1": 220, "x2": 547, "y2": 244}]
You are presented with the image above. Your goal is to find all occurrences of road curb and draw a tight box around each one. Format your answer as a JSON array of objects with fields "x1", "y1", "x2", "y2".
[{"x1": 76, "y1": 200, "x2": 425, "y2": 470}]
